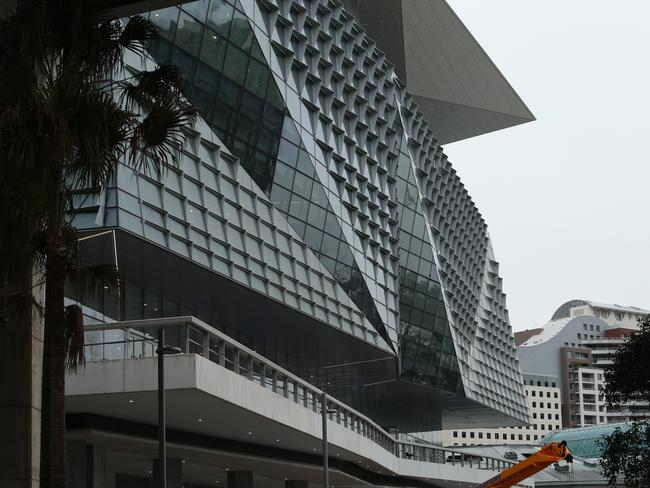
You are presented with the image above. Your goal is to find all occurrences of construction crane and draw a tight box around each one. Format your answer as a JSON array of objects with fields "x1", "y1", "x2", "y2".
[{"x1": 476, "y1": 441, "x2": 573, "y2": 488}]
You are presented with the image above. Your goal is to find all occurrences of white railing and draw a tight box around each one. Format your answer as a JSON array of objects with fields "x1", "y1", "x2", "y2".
[{"x1": 82, "y1": 316, "x2": 516, "y2": 472}]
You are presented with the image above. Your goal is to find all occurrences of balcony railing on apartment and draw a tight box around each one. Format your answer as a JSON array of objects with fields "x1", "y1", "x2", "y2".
[{"x1": 81, "y1": 316, "x2": 516, "y2": 473}]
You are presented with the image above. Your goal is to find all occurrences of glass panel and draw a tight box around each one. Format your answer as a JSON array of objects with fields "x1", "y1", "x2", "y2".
[
  {"x1": 206, "y1": 0, "x2": 234, "y2": 38},
  {"x1": 182, "y1": 0, "x2": 209, "y2": 22},
  {"x1": 175, "y1": 11, "x2": 204, "y2": 56},
  {"x1": 245, "y1": 58, "x2": 269, "y2": 98},
  {"x1": 199, "y1": 29, "x2": 227, "y2": 71},
  {"x1": 223, "y1": 45, "x2": 249, "y2": 84},
  {"x1": 150, "y1": 8, "x2": 179, "y2": 41},
  {"x1": 229, "y1": 9, "x2": 254, "y2": 53}
]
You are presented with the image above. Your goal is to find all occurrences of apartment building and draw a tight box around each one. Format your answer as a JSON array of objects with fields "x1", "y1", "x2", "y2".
[{"x1": 437, "y1": 374, "x2": 562, "y2": 447}]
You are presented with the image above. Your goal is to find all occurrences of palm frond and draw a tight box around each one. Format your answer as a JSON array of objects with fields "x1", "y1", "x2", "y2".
[
  {"x1": 120, "y1": 64, "x2": 183, "y2": 112},
  {"x1": 118, "y1": 15, "x2": 158, "y2": 57},
  {"x1": 128, "y1": 98, "x2": 197, "y2": 175},
  {"x1": 64, "y1": 304, "x2": 85, "y2": 372},
  {"x1": 60, "y1": 84, "x2": 134, "y2": 189}
]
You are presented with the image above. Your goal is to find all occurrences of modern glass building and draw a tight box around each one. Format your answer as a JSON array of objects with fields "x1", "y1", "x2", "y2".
[{"x1": 69, "y1": 0, "x2": 533, "y2": 436}]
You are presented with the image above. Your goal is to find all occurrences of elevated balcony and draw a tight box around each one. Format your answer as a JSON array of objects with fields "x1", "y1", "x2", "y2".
[{"x1": 66, "y1": 317, "x2": 531, "y2": 488}]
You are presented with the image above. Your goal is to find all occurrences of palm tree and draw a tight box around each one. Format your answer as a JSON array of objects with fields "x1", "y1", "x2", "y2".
[{"x1": 0, "y1": 1, "x2": 196, "y2": 487}]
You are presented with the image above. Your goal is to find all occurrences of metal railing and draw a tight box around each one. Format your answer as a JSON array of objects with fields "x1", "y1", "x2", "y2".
[{"x1": 82, "y1": 316, "x2": 515, "y2": 472}]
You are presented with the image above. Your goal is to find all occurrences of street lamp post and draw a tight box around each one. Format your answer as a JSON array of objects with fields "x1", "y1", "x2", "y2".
[
  {"x1": 157, "y1": 328, "x2": 182, "y2": 488},
  {"x1": 317, "y1": 356, "x2": 396, "y2": 488},
  {"x1": 321, "y1": 390, "x2": 329, "y2": 488},
  {"x1": 321, "y1": 388, "x2": 343, "y2": 488}
]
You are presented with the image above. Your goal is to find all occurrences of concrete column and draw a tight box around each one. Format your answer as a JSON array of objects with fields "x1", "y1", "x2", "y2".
[
  {"x1": 227, "y1": 471, "x2": 253, "y2": 488},
  {"x1": 285, "y1": 481, "x2": 308, "y2": 488},
  {"x1": 66, "y1": 441, "x2": 87, "y2": 488},
  {"x1": 0, "y1": 264, "x2": 44, "y2": 488},
  {"x1": 153, "y1": 458, "x2": 183, "y2": 488},
  {"x1": 65, "y1": 441, "x2": 106, "y2": 488}
]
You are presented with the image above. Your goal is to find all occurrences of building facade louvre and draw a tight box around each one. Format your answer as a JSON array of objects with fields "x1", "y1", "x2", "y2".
[{"x1": 69, "y1": 0, "x2": 530, "y2": 434}]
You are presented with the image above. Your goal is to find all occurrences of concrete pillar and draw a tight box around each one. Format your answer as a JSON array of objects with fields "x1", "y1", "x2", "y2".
[
  {"x1": 153, "y1": 458, "x2": 183, "y2": 488},
  {"x1": 285, "y1": 481, "x2": 308, "y2": 488},
  {"x1": 227, "y1": 471, "x2": 253, "y2": 488},
  {"x1": 66, "y1": 441, "x2": 106, "y2": 488},
  {"x1": 0, "y1": 264, "x2": 44, "y2": 488},
  {"x1": 66, "y1": 441, "x2": 87, "y2": 488}
]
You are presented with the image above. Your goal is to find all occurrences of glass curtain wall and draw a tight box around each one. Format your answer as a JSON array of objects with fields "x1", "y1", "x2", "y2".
[{"x1": 393, "y1": 132, "x2": 461, "y2": 393}]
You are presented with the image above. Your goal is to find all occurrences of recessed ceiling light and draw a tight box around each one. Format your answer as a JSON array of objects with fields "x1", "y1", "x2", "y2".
[
  {"x1": 247, "y1": 431, "x2": 252, "y2": 435},
  {"x1": 128, "y1": 399, "x2": 134, "y2": 403},
  {"x1": 182, "y1": 460, "x2": 186, "y2": 464},
  {"x1": 275, "y1": 439, "x2": 280, "y2": 442},
  {"x1": 197, "y1": 418, "x2": 203, "y2": 422},
  {"x1": 336, "y1": 453, "x2": 340, "y2": 456},
  {"x1": 225, "y1": 468, "x2": 230, "y2": 471},
  {"x1": 312, "y1": 448, "x2": 316, "y2": 451}
]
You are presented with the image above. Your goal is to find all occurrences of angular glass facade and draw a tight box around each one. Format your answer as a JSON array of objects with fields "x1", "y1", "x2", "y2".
[
  {"x1": 70, "y1": 0, "x2": 530, "y2": 429},
  {"x1": 148, "y1": 0, "x2": 286, "y2": 194},
  {"x1": 147, "y1": 0, "x2": 393, "y2": 346},
  {"x1": 393, "y1": 132, "x2": 460, "y2": 393}
]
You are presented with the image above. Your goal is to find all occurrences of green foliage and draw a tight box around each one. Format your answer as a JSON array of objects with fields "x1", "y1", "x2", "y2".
[
  {"x1": 598, "y1": 420, "x2": 650, "y2": 488},
  {"x1": 598, "y1": 317, "x2": 650, "y2": 487},
  {"x1": 604, "y1": 318, "x2": 650, "y2": 405}
]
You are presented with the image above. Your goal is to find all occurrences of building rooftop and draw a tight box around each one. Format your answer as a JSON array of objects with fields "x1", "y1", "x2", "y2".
[
  {"x1": 518, "y1": 317, "x2": 574, "y2": 346},
  {"x1": 541, "y1": 423, "x2": 630, "y2": 459},
  {"x1": 552, "y1": 299, "x2": 650, "y2": 321}
]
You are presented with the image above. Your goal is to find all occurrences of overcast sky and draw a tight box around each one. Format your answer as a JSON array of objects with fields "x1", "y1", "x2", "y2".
[{"x1": 443, "y1": 1, "x2": 650, "y2": 330}]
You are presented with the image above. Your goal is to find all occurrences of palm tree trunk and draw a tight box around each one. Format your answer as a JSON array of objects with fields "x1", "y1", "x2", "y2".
[{"x1": 41, "y1": 248, "x2": 67, "y2": 488}]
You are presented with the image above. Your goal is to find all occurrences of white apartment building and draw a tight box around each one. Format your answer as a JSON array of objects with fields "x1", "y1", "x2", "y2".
[
  {"x1": 437, "y1": 374, "x2": 563, "y2": 447},
  {"x1": 518, "y1": 300, "x2": 649, "y2": 429},
  {"x1": 568, "y1": 366, "x2": 607, "y2": 427},
  {"x1": 552, "y1": 300, "x2": 649, "y2": 329},
  {"x1": 582, "y1": 335, "x2": 648, "y2": 424}
]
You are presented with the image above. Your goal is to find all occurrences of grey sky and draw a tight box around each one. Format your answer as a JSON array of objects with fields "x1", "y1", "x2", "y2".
[{"x1": 444, "y1": 1, "x2": 650, "y2": 330}]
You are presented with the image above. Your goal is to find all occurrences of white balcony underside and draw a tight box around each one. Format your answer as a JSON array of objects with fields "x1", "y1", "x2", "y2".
[{"x1": 66, "y1": 355, "x2": 529, "y2": 488}]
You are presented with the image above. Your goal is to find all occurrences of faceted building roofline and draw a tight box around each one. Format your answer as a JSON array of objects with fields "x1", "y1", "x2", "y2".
[
  {"x1": 343, "y1": 0, "x2": 536, "y2": 144},
  {"x1": 108, "y1": 0, "x2": 535, "y2": 144}
]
